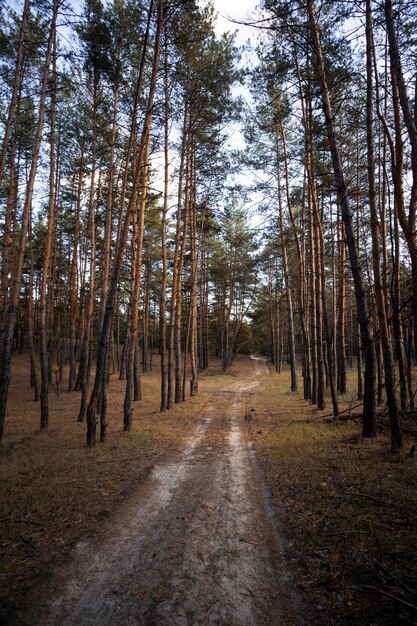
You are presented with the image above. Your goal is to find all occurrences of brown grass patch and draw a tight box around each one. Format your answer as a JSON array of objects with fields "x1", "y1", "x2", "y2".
[{"x1": 247, "y1": 366, "x2": 417, "y2": 626}]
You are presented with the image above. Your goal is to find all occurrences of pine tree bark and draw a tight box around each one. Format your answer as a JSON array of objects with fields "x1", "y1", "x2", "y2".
[
  {"x1": 168, "y1": 101, "x2": 188, "y2": 408},
  {"x1": 1, "y1": 112, "x2": 19, "y2": 312},
  {"x1": 160, "y1": 28, "x2": 169, "y2": 411},
  {"x1": 308, "y1": 184, "x2": 318, "y2": 405},
  {"x1": 280, "y1": 113, "x2": 310, "y2": 397},
  {"x1": 98, "y1": 84, "x2": 119, "y2": 441},
  {"x1": 307, "y1": 0, "x2": 376, "y2": 436},
  {"x1": 123, "y1": 113, "x2": 152, "y2": 430},
  {"x1": 174, "y1": 136, "x2": 191, "y2": 398},
  {"x1": 78, "y1": 76, "x2": 98, "y2": 423},
  {"x1": 318, "y1": 202, "x2": 339, "y2": 416},
  {"x1": 28, "y1": 210, "x2": 39, "y2": 402},
  {"x1": 276, "y1": 133, "x2": 297, "y2": 392},
  {"x1": 189, "y1": 158, "x2": 198, "y2": 396},
  {"x1": 366, "y1": 0, "x2": 401, "y2": 449},
  {"x1": 68, "y1": 151, "x2": 84, "y2": 392},
  {"x1": 337, "y1": 207, "x2": 347, "y2": 394},
  {"x1": 39, "y1": 30, "x2": 57, "y2": 430}
]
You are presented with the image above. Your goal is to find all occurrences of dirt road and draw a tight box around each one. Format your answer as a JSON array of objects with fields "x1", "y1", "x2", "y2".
[{"x1": 26, "y1": 358, "x2": 303, "y2": 625}]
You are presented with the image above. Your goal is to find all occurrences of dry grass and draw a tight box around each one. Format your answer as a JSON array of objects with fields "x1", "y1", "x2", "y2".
[
  {"x1": 247, "y1": 366, "x2": 417, "y2": 626},
  {"x1": 2, "y1": 354, "x2": 417, "y2": 625},
  {"x1": 0, "y1": 353, "x2": 227, "y2": 622}
]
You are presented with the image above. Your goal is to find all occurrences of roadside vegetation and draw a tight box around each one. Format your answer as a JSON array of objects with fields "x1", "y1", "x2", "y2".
[{"x1": 248, "y1": 366, "x2": 417, "y2": 626}]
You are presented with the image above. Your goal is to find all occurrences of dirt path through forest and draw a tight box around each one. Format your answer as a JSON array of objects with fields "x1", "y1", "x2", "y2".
[{"x1": 25, "y1": 358, "x2": 303, "y2": 625}]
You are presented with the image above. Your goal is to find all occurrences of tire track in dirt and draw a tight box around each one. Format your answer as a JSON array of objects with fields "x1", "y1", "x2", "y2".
[{"x1": 24, "y1": 359, "x2": 303, "y2": 625}]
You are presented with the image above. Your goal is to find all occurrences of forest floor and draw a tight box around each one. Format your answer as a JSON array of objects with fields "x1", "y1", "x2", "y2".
[{"x1": 1, "y1": 355, "x2": 417, "y2": 625}]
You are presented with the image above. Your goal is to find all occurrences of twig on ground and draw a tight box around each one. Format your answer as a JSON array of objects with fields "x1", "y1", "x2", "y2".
[
  {"x1": 343, "y1": 490, "x2": 398, "y2": 508},
  {"x1": 307, "y1": 403, "x2": 363, "y2": 422},
  {"x1": 355, "y1": 584, "x2": 417, "y2": 613},
  {"x1": 319, "y1": 530, "x2": 368, "y2": 537},
  {"x1": 5, "y1": 519, "x2": 44, "y2": 527},
  {"x1": 374, "y1": 560, "x2": 417, "y2": 598}
]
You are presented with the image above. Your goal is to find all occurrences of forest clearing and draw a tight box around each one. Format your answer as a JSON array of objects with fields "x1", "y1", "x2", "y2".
[{"x1": 1, "y1": 0, "x2": 417, "y2": 623}]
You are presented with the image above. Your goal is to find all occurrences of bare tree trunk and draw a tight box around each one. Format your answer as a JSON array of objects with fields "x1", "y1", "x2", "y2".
[
  {"x1": 133, "y1": 339, "x2": 141, "y2": 402},
  {"x1": 376, "y1": 21, "x2": 413, "y2": 411},
  {"x1": 168, "y1": 100, "x2": 188, "y2": 408},
  {"x1": 142, "y1": 267, "x2": 150, "y2": 374},
  {"x1": 28, "y1": 210, "x2": 39, "y2": 402},
  {"x1": 174, "y1": 126, "x2": 191, "y2": 399},
  {"x1": 337, "y1": 206, "x2": 347, "y2": 394},
  {"x1": 281, "y1": 110, "x2": 310, "y2": 397},
  {"x1": 123, "y1": 2, "x2": 163, "y2": 432},
  {"x1": 366, "y1": 0, "x2": 401, "y2": 449},
  {"x1": 39, "y1": 30, "x2": 57, "y2": 430},
  {"x1": 160, "y1": 28, "x2": 169, "y2": 411},
  {"x1": 68, "y1": 151, "x2": 84, "y2": 391},
  {"x1": 123, "y1": 127, "x2": 151, "y2": 429},
  {"x1": 1, "y1": 111, "x2": 20, "y2": 311},
  {"x1": 78, "y1": 76, "x2": 98, "y2": 423},
  {"x1": 310, "y1": 160, "x2": 325, "y2": 410},
  {"x1": 276, "y1": 132, "x2": 297, "y2": 391},
  {"x1": 189, "y1": 163, "x2": 198, "y2": 396},
  {"x1": 182, "y1": 299, "x2": 191, "y2": 402},
  {"x1": 308, "y1": 185, "x2": 318, "y2": 405},
  {"x1": 98, "y1": 84, "x2": 118, "y2": 442},
  {"x1": 318, "y1": 204, "x2": 339, "y2": 417},
  {"x1": 307, "y1": 0, "x2": 376, "y2": 436}
]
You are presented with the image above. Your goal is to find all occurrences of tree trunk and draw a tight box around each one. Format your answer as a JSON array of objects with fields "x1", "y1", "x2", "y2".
[
  {"x1": 160, "y1": 27, "x2": 169, "y2": 411},
  {"x1": 366, "y1": 0, "x2": 401, "y2": 449},
  {"x1": 307, "y1": 0, "x2": 376, "y2": 436},
  {"x1": 99, "y1": 84, "x2": 118, "y2": 442},
  {"x1": 123, "y1": 123, "x2": 151, "y2": 430},
  {"x1": 168, "y1": 100, "x2": 188, "y2": 408},
  {"x1": 337, "y1": 206, "x2": 347, "y2": 394},
  {"x1": 318, "y1": 204, "x2": 339, "y2": 417},
  {"x1": 78, "y1": 76, "x2": 98, "y2": 423},
  {"x1": 28, "y1": 210, "x2": 39, "y2": 402},
  {"x1": 174, "y1": 147, "x2": 191, "y2": 399},
  {"x1": 189, "y1": 162, "x2": 198, "y2": 397},
  {"x1": 39, "y1": 29, "x2": 57, "y2": 430},
  {"x1": 276, "y1": 132, "x2": 297, "y2": 392}
]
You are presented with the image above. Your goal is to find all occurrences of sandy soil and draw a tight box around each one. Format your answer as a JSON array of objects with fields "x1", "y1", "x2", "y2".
[{"x1": 20, "y1": 358, "x2": 304, "y2": 625}]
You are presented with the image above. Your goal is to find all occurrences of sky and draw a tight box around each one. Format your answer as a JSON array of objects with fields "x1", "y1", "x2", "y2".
[
  {"x1": 210, "y1": 0, "x2": 260, "y2": 47},
  {"x1": 203, "y1": 0, "x2": 266, "y2": 230}
]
